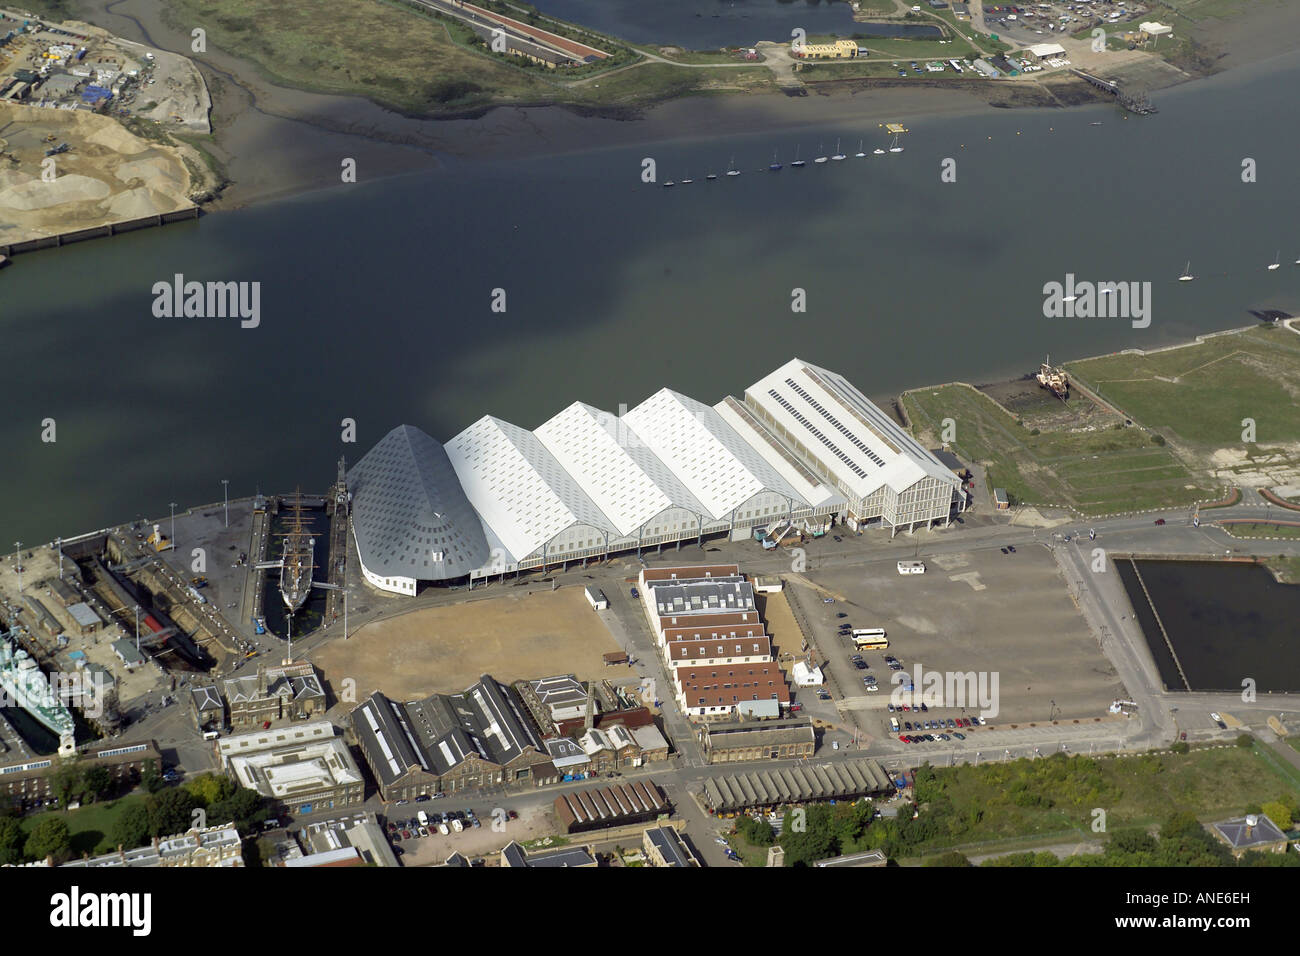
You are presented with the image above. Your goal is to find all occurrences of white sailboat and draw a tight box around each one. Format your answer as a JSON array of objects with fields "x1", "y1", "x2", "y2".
[
  {"x1": 681, "y1": 172, "x2": 694, "y2": 184},
  {"x1": 726, "y1": 156, "x2": 741, "y2": 177},
  {"x1": 873, "y1": 144, "x2": 886, "y2": 155},
  {"x1": 1267, "y1": 251, "x2": 1280, "y2": 271},
  {"x1": 855, "y1": 139, "x2": 866, "y2": 158},
  {"x1": 1178, "y1": 261, "x2": 1194, "y2": 282},
  {"x1": 888, "y1": 133, "x2": 904, "y2": 153},
  {"x1": 832, "y1": 138, "x2": 846, "y2": 161},
  {"x1": 791, "y1": 145, "x2": 806, "y2": 168},
  {"x1": 814, "y1": 142, "x2": 828, "y2": 164}
]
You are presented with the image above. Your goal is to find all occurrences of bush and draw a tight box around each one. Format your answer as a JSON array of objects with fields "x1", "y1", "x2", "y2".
[
  {"x1": 25, "y1": 817, "x2": 72, "y2": 864},
  {"x1": 1151, "y1": 433, "x2": 1166, "y2": 445},
  {"x1": 1170, "y1": 741, "x2": 1189, "y2": 754},
  {"x1": 1236, "y1": 734, "x2": 1253, "y2": 748}
]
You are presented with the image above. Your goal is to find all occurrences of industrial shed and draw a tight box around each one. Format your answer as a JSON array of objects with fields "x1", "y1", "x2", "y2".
[
  {"x1": 554, "y1": 779, "x2": 667, "y2": 833},
  {"x1": 702, "y1": 759, "x2": 894, "y2": 812}
]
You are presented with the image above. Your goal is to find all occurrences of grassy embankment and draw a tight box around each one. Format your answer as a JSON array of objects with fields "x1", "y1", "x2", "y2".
[
  {"x1": 904, "y1": 325, "x2": 1300, "y2": 516},
  {"x1": 902, "y1": 383, "x2": 1215, "y2": 514},
  {"x1": 160, "y1": 0, "x2": 775, "y2": 116}
]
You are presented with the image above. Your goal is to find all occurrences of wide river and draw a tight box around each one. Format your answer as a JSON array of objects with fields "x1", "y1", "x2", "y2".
[{"x1": 2, "y1": 50, "x2": 1298, "y2": 545}]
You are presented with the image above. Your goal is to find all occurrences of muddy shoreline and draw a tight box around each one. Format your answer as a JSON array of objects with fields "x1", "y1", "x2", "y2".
[{"x1": 50, "y1": 0, "x2": 1300, "y2": 210}]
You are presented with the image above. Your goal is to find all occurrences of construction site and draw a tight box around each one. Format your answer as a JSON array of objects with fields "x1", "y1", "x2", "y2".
[{"x1": 0, "y1": 8, "x2": 216, "y2": 253}]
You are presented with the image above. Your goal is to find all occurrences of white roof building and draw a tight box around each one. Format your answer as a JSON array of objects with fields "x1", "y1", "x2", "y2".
[
  {"x1": 792, "y1": 661, "x2": 825, "y2": 686},
  {"x1": 1026, "y1": 42, "x2": 1066, "y2": 59},
  {"x1": 348, "y1": 358, "x2": 963, "y2": 594}
]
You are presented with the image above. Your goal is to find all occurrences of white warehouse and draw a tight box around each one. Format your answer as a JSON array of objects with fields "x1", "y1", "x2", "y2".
[{"x1": 348, "y1": 359, "x2": 964, "y2": 595}]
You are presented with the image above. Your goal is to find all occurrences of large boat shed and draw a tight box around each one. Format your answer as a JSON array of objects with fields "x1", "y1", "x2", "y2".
[{"x1": 703, "y1": 759, "x2": 895, "y2": 812}]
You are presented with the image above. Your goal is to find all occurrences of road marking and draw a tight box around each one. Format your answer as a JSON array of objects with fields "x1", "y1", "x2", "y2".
[{"x1": 948, "y1": 571, "x2": 986, "y2": 591}]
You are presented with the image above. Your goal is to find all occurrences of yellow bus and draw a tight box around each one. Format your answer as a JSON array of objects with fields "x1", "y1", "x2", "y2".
[{"x1": 852, "y1": 628, "x2": 889, "y2": 650}]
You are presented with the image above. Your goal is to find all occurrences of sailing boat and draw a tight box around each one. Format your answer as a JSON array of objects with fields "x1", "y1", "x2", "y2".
[
  {"x1": 769, "y1": 149, "x2": 782, "y2": 171},
  {"x1": 663, "y1": 178, "x2": 675, "y2": 188},
  {"x1": 814, "y1": 142, "x2": 828, "y2": 164},
  {"x1": 681, "y1": 172, "x2": 694, "y2": 185},
  {"x1": 873, "y1": 143, "x2": 886, "y2": 155},
  {"x1": 706, "y1": 171, "x2": 717, "y2": 180},
  {"x1": 888, "y1": 133, "x2": 904, "y2": 153},
  {"x1": 855, "y1": 139, "x2": 866, "y2": 158},
  {"x1": 1178, "y1": 261, "x2": 1194, "y2": 282},
  {"x1": 791, "y1": 145, "x2": 806, "y2": 168},
  {"x1": 726, "y1": 155, "x2": 741, "y2": 177},
  {"x1": 1267, "y1": 251, "x2": 1280, "y2": 271},
  {"x1": 832, "y1": 138, "x2": 846, "y2": 161}
]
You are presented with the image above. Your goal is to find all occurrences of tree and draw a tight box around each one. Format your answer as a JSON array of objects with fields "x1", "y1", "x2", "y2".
[
  {"x1": 82, "y1": 766, "x2": 114, "y2": 803},
  {"x1": 141, "y1": 759, "x2": 165, "y2": 794},
  {"x1": 50, "y1": 761, "x2": 83, "y2": 807},
  {"x1": 0, "y1": 816, "x2": 24, "y2": 866},
  {"x1": 111, "y1": 803, "x2": 151, "y2": 850},
  {"x1": 147, "y1": 788, "x2": 199, "y2": 837},
  {"x1": 25, "y1": 817, "x2": 72, "y2": 864},
  {"x1": 1236, "y1": 734, "x2": 1253, "y2": 749},
  {"x1": 208, "y1": 787, "x2": 268, "y2": 833},
  {"x1": 1260, "y1": 801, "x2": 1293, "y2": 831},
  {"x1": 185, "y1": 773, "x2": 235, "y2": 807}
]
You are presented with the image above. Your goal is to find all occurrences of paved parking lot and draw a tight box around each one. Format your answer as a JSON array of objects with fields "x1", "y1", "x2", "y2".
[{"x1": 795, "y1": 543, "x2": 1126, "y2": 743}]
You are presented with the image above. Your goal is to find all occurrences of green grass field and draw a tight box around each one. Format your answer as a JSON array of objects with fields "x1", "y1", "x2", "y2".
[
  {"x1": 20, "y1": 795, "x2": 149, "y2": 859},
  {"x1": 902, "y1": 383, "x2": 1215, "y2": 514},
  {"x1": 1067, "y1": 327, "x2": 1300, "y2": 449},
  {"x1": 908, "y1": 744, "x2": 1299, "y2": 854},
  {"x1": 1221, "y1": 523, "x2": 1300, "y2": 540}
]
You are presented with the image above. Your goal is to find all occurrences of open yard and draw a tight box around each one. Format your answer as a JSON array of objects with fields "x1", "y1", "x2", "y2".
[
  {"x1": 902, "y1": 382, "x2": 1215, "y2": 514},
  {"x1": 315, "y1": 588, "x2": 633, "y2": 700},
  {"x1": 20, "y1": 794, "x2": 149, "y2": 859}
]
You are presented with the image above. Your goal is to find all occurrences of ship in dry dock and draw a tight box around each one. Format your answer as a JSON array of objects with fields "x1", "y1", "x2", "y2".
[{"x1": 278, "y1": 492, "x2": 315, "y2": 613}]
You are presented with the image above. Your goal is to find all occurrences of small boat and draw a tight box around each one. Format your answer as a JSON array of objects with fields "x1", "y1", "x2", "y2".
[
  {"x1": 888, "y1": 133, "x2": 904, "y2": 153},
  {"x1": 726, "y1": 156, "x2": 740, "y2": 177},
  {"x1": 706, "y1": 172, "x2": 717, "y2": 180},
  {"x1": 1178, "y1": 261, "x2": 1194, "y2": 282},
  {"x1": 832, "y1": 138, "x2": 846, "y2": 161},
  {"x1": 814, "y1": 142, "x2": 828, "y2": 164},
  {"x1": 1089, "y1": 121, "x2": 1103, "y2": 126},
  {"x1": 873, "y1": 146, "x2": 885, "y2": 155},
  {"x1": 855, "y1": 139, "x2": 866, "y2": 158},
  {"x1": 663, "y1": 180, "x2": 675, "y2": 188},
  {"x1": 791, "y1": 145, "x2": 806, "y2": 168},
  {"x1": 1267, "y1": 251, "x2": 1280, "y2": 271},
  {"x1": 769, "y1": 149, "x2": 782, "y2": 171},
  {"x1": 0, "y1": 254, "x2": 8, "y2": 269},
  {"x1": 681, "y1": 174, "x2": 694, "y2": 184}
]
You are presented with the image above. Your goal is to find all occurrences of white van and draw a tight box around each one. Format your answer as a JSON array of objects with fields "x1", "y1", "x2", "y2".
[
  {"x1": 417, "y1": 810, "x2": 429, "y2": 827},
  {"x1": 890, "y1": 717, "x2": 901, "y2": 733},
  {"x1": 202, "y1": 730, "x2": 220, "y2": 740}
]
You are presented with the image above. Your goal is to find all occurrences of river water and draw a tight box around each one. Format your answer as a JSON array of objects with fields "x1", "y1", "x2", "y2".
[{"x1": 2, "y1": 50, "x2": 1298, "y2": 545}]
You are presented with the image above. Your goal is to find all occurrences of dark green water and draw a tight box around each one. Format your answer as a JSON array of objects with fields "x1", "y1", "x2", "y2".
[
  {"x1": 1118, "y1": 560, "x2": 1300, "y2": 693},
  {"x1": 2, "y1": 53, "x2": 1298, "y2": 545}
]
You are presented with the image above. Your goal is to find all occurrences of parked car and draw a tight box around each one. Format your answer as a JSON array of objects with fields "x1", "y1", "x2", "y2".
[
  {"x1": 833, "y1": 535, "x2": 842, "y2": 542},
  {"x1": 953, "y1": 732, "x2": 966, "y2": 740},
  {"x1": 823, "y1": 597, "x2": 834, "y2": 604},
  {"x1": 904, "y1": 721, "x2": 913, "y2": 731},
  {"x1": 1001, "y1": 547, "x2": 1009, "y2": 554},
  {"x1": 919, "y1": 702, "x2": 928, "y2": 712},
  {"x1": 836, "y1": 612, "x2": 848, "y2": 618},
  {"x1": 1007, "y1": 545, "x2": 1016, "y2": 553},
  {"x1": 790, "y1": 702, "x2": 804, "y2": 712},
  {"x1": 415, "y1": 794, "x2": 431, "y2": 803},
  {"x1": 1154, "y1": 518, "x2": 1166, "y2": 525},
  {"x1": 630, "y1": 587, "x2": 638, "y2": 597}
]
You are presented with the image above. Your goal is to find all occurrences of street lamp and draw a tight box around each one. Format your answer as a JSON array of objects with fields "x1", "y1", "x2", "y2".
[
  {"x1": 221, "y1": 480, "x2": 230, "y2": 528},
  {"x1": 170, "y1": 502, "x2": 178, "y2": 550},
  {"x1": 12, "y1": 541, "x2": 20, "y2": 593}
]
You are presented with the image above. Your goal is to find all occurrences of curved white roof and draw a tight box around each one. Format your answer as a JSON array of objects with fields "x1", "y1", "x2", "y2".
[
  {"x1": 535, "y1": 402, "x2": 676, "y2": 536},
  {"x1": 446, "y1": 416, "x2": 613, "y2": 561},
  {"x1": 621, "y1": 390, "x2": 803, "y2": 520}
]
